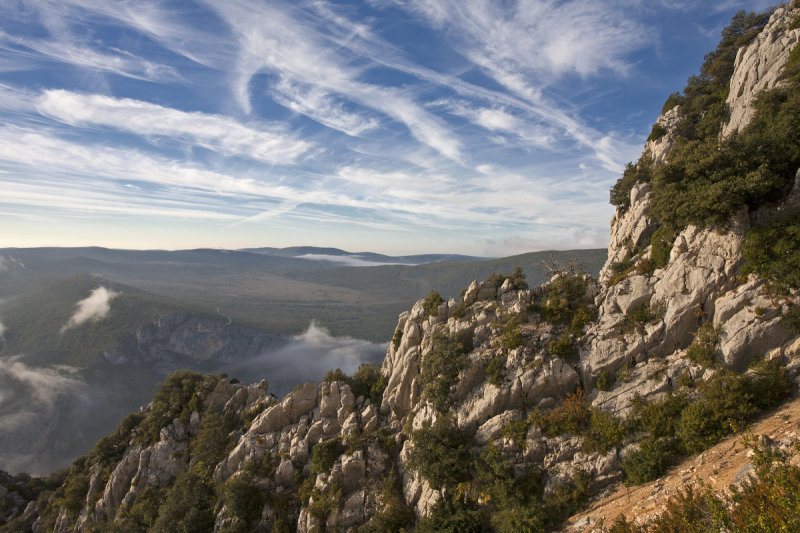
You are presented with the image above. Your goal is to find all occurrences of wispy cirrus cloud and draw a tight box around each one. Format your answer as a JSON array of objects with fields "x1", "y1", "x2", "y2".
[
  {"x1": 0, "y1": 0, "x2": 181, "y2": 83},
  {"x1": 205, "y1": 0, "x2": 465, "y2": 162},
  {"x1": 397, "y1": 0, "x2": 648, "y2": 170},
  {"x1": 270, "y1": 78, "x2": 380, "y2": 137},
  {"x1": 36, "y1": 90, "x2": 313, "y2": 164},
  {"x1": 398, "y1": 0, "x2": 648, "y2": 77}
]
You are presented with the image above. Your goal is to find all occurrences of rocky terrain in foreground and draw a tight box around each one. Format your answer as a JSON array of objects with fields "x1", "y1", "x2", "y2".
[{"x1": 3, "y1": 4, "x2": 800, "y2": 532}]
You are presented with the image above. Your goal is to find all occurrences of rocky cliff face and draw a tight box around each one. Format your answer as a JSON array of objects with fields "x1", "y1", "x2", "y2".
[
  {"x1": 101, "y1": 312, "x2": 288, "y2": 372},
  {"x1": 6, "y1": 5, "x2": 800, "y2": 533}
]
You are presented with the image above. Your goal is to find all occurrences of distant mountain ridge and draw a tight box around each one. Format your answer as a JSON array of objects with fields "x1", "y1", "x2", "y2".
[
  {"x1": 0, "y1": 246, "x2": 605, "y2": 477},
  {"x1": 241, "y1": 246, "x2": 487, "y2": 265}
]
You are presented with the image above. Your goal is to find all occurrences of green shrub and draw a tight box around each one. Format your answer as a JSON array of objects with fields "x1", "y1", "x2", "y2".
[
  {"x1": 324, "y1": 368, "x2": 349, "y2": 383},
  {"x1": 223, "y1": 471, "x2": 266, "y2": 527},
  {"x1": 530, "y1": 390, "x2": 591, "y2": 438},
  {"x1": 685, "y1": 322, "x2": 718, "y2": 367},
  {"x1": 308, "y1": 483, "x2": 342, "y2": 523},
  {"x1": 570, "y1": 305, "x2": 596, "y2": 337},
  {"x1": 677, "y1": 371, "x2": 756, "y2": 454},
  {"x1": 420, "y1": 329, "x2": 471, "y2": 412},
  {"x1": 190, "y1": 410, "x2": 238, "y2": 471},
  {"x1": 356, "y1": 470, "x2": 415, "y2": 532},
  {"x1": 415, "y1": 497, "x2": 487, "y2": 533},
  {"x1": 649, "y1": 227, "x2": 675, "y2": 268},
  {"x1": 501, "y1": 419, "x2": 530, "y2": 450},
  {"x1": 423, "y1": 290, "x2": 444, "y2": 316},
  {"x1": 311, "y1": 438, "x2": 344, "y2": 475},
  {"x1": 623, "y1": 302, "x2": 658, "y2": 332},
  {"x1": 485, "y1": 272, "x2": 507, "y2": 288},
  {"x1": 88, "y1": 412, "x2": 144, "y2": 469},
  {"x1": 748, "y1": 359, "x2": 794, "y2": 410},
  {"x1": 470, "y1": 444, "x2": 543, "y2": 524},
  {"x1": 545, "y1": 470, "x2": 592, "y2": 526},
  {"x1": 57, "y1": 458, "x2": 90, "y2": 519},
  {"x1": 595, "y1": 369, "x2": 614, "y2": 392},
  {"x1": 241, "y1": 400, "x2": 270, "y2": 428},
  {"x1": 617, "y1": 11, "x2": 786, "y2": 232},
  {"x1": 151, "y1": 469, "x2": 215, "y2": 533},
  {"x1": 392, "y1": 327, "x2": 403, "y2": 349},
  {"x1": 647, "y1": 123, "x2": 668, "y2": 142},
  {"x1": 139, "y1": 370, "x2": 207, "y2": 444},
  {"x1": 624, "y1": 365, "x2": 793, "y2": 476},
  {"x1": 782, "y1": 304, "x2": 800, "y2": 334},
  {"x1": 677, "y1": 370, "x2": 695, "y2": 389},
  {"x1": 297, "y1": 475, "x2": 315, "y2": 505},
  {"x1": 635, "y1": 257, "x2": 656, "y2": 276},
  {"x1": 534, "y1": 272, "x2": 591, "y2": 325},
  {"x1": 743, "y1": 210, "x2": 800, "y2": 289},
  {"x1": 451, "y1": 300, "x2": 469, "y2": 320},
  {"x1": 650, "y1": 55, "x2": 799, "y2": 231},
  {"x1": 494, "y1": 312, "x2": 522, "y2": 351},
  {"x1": 608, "y1": 250, "x2": 636, "y2": 286},
  {"x1": 788, "y1": 40, "x2": 800, "y2": 70},
  {"x1": 610, "y1": 156, "x2": 653, "y2": 210},
  {"x1": 487, "y1": 356, "x2": 505, "y2": 387},
  {"x1": 322, "y1": 364, "x2": 387, "y2": 405},
  {"x1": 614, "y1": 439, "x2": 800, "y2": 532},
  {"x1": 489, "y1": 504, "x2": 546, "y2": 533},
  {"x1": 582, "y1": 410, "x2": 625, "y2": 454},
  {"x1": 407, "y1": 417, "x2": 474, "y2": 492},
  {"x1": 661, "y1": 92, "x2": 684, "y2": 114},
  {"x1": 629, "y1": 391, "x2": 690, "y2": 439},
  {"x1": 350, "y1": 363, "x2": 385, "y2": 403},
  {"x1": 622, "y1": 437, "x2": 674, "y2": 485},
  {"x1": 109, "y1": 487, "x2": 165, "y2": 533},
  {"x1": 484, "y1": 267, "x2": 528, "y2": 291},
  {"x1": 547, "y1": 330, "x2": 575, "y2": 360}
]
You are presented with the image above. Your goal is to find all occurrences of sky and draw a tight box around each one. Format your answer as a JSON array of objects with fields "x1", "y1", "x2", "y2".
[{"x1": 0, "y1": 0, "x2": 776, "y2": 256}]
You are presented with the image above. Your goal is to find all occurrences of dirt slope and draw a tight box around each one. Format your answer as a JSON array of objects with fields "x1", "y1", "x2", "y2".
[{"x1": 562, "y1": 394, "x2": 800, "y2": 531}]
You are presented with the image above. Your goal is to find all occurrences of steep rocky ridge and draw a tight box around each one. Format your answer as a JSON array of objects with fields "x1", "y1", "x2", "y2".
[{"x1": 5, "y1": 5, "x2": 800, "y2": 533}]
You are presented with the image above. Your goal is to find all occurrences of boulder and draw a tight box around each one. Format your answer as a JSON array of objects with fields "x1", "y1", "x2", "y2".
[{"x1": 282, "y1": 382, "x2": 318, "y2": 423}]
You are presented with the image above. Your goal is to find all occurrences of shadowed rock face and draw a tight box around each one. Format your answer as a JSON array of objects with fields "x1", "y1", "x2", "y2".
[
  {"x1": 103, "y1": 312, "x2": 289, "y2": 370},
  {"x1": 8, "y1": 6, "x2": 800, "y2": 532}
]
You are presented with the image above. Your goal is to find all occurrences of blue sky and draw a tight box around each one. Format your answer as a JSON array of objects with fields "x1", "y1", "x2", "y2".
[{"x1": 0, "y1": 0, "x2": 775, "y2": 256}]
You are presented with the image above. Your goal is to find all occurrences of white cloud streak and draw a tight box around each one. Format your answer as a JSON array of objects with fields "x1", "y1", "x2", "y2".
[
  {"x1": 0, "y1": 120, "x2": 614, "y2": 239},
  {"x1": 376, "y1": 0, "x2": 649, "y2": 170},
  {"x1": 0, "y1": 356, "x2": 89, "y2": 474},
  {"x1": 224, "y1": 321, "x2": 388, "y2": 395},
  {"x1": 0, "y1": 2, "x2": 180, "y2": 83},
  {"x1": 205, "y1": 0, "x2": 464, "y2": 161},
  {"x1": 36, "y1": 90, "x2": 313, "y2": 164},
  {"x1": 298, "y1": 254, "x2": 412, "y2": 267},
  {"x1": 60, "y1": 286, "x2": 119, "y2": 332}
]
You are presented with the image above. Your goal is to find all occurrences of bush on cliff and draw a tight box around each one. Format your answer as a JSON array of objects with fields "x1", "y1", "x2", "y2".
[
  {"x1": 743, "y1": 209, "x2": 800, "y2": 289},
  {"x1": 420, "y1": 329, "x2": 472, "y2": 412},
  {"x1": 610, "y1": 11, "x2": 793, "y2": 233},
  {"x1": 407, "y1": 416, "x2": 474, "y2": 492},
  {"x1": 139, "y1": 370, "x2": 208, "y2": 445}
]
